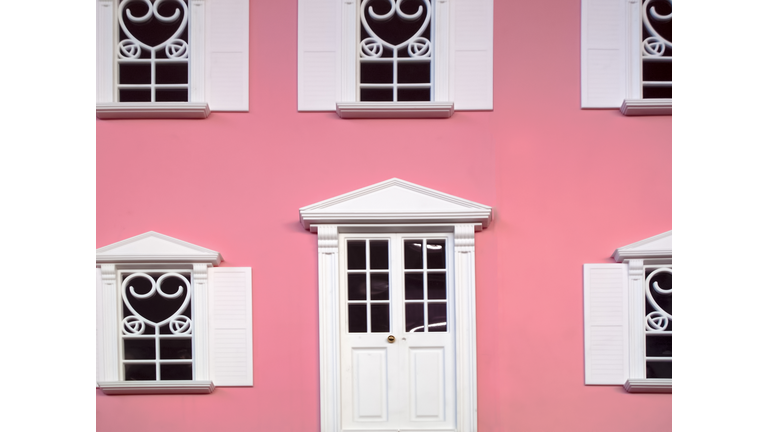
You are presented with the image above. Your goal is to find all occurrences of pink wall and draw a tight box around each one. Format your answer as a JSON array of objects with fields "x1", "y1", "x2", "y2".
[{"x1": 96, "y1": 1, "x2": 671, "y2": 430}]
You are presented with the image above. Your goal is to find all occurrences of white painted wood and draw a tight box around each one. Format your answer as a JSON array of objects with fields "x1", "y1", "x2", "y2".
[
  {"x1": 98, "y1": 380, "x2": 215, "y2": 394},
  {"x1": 336, "y1": 102, "x2": 454, "y2": 118},
  {"x1": 298, "y1": 0, "x2": 339, "y2": 111},
  {"x1": 98, "y1": 264, "x2": 119, "y2": 382},
  {"x1": 583, "y1": 263, "x2": 629, "y2": 385},
  {"x1": 620, "y1": 99, "x2": 673, "y2": 116},
  {"x1": 433, "y1": 0, "x2": 450, "y2": 103},
  {"x1": 96, "y1": 0, "x2": 116, "y2": 104},
  {"x1": 581, "y1": 0, "x2": 627, "y2": 108},
  {"x1": 624, "y1": 378, "x2": 672, "y2": 393},
  {"x1": 96, "y1": 102, "x2": 211, "y2": 119},
  {"x1": 626, "y1": 259, "x2": 646, "y2": 381},
  {"x1": 96, "y1": 268, "x2": 104, "y2": 383},
  {"x1": 317, "y1": 225, "x2": 342, "y2": 432},
  {"x1": 193, "y1": 264, "x2": 211, "y2": 383},
  {"x1": 453, "y1": 224, "x2": 476, "y2": 432},
  {"x1": 300, "y1": 178, "x2": 492, "y2": 230},
  {"x1": 190, "y1": 0, "x2": 207, "y2": 103},
  {"x1": 208, "y1": 267, "x2": 253, "y2": 386},
  {"x1": 451, "y1": 0, "x2": 493, "y2": 110},
  {"x1": 612, "y1": 230, "x2": 672, "y2": 262},
  {"x1": 206, "y1": 0, "x2": 249, "y2": 111},
  {"x1": 96, "y1": 231, "x2": 222, "y2": 265}
]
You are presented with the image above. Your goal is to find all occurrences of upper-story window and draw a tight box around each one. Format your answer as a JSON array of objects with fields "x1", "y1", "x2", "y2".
[
  {"x1": 298, "y1": 0, "x2": 493, "y2": 118},
  {"x1": 96, "y1": 0, "x2": 249, "y2": 119},
  {"x1": 580, "y1": 0, "x2": 672, "y2": 115}
]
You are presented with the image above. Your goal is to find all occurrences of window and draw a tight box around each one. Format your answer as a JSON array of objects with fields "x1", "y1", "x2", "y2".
[
  {"x1": 96, "y1": 0, "x2": 249, "y2": 119},
  {"x1": 583, "y1": 231, "x2": 672, "y2": 393},
  {"x1": 580, "y1": 0, "x2": 672, "y2": 115},
  {"x1": 300, "y1": 178, "x2": 492, "y2": 430},
  {"x1": 298, "y1": 0, "x2": 494, "y2": 118},
  {"x1": 96, "y1": 231, "x2": 253, "y2": 394}
]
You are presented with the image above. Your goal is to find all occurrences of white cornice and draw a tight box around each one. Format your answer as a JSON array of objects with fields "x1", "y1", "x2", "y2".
[
  {"x1": 612, "y1": 231, "x2": 672, "y2": 262},
  {"x1": 96, "y1": 102, "x2": 211, "y2": 119},
  {"x1": 299, "y1": 178, "x2": 492, "y2": 229},
  {"x1": 620, "y1": 99, "x2": 672, "y2": 116},
  {"x1": 335, "y1": 102, "x2": 454, "y2": 119},
  {"x1": 98, "y1": 380, "x2": 215, "y2": 395},
  {"x1": 623, "y1": 379, "x2": 672, "y2": 393},
  {"x1": 96, "y1": 231, "x2": 222, "y2": 265}
]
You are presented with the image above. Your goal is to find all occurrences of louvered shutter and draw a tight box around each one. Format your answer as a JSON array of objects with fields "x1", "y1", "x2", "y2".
[
  {"x1": 583, "y1": 263, "x2": 629, "y2": 385},
  {"x1": 96, "y1": 268, "x2": 104, "y2": 383},
  {"x1": 209, "y1": 267, "x2": 253, "y2": 386},
  {"x1": 452, "y1": 0, "x2": 494, "y2": 110},
  {"x1": 298, "y1": 0, "x2": 339, "y2": 111},
  {"x1": 581, "y1": 0, "x2": 627, "y2": 108},
  {"x1": 206, "y1": 0, "x2": 250, "y2": 111}
]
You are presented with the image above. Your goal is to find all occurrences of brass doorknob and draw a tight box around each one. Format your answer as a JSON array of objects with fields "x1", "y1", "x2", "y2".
[{"x1": 387, "y1": 335, "x2": 396, "y2": 343}]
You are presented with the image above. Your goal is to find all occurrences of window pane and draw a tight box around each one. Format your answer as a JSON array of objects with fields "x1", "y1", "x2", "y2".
[
  {"x1": 348, "y1": 304, "x2": 367, "y2": 333},
  {"x1": 123, "y1": 339, "x2": 155, "y2": 360},
  {"x1": 119, "y1": 89, "x2": 151, "y2": 102},
  {"x1": 156, "y1": 89, "x2": 188, "y2": 102},
  {"x1": 119, "y1": 63, "x2": 150, "y2": 84},
  {"x1": 426, "y1": 239, "x2": 446, "y2": 269},
  {"x1": 645, "y1": 335, "x2": 672, "y2": 357},
  {"x1": 370, "y1": 273, "x2": 390, "y2": 301},
  {"x1": 405, "y1": 273, "x2": 424, "y2": 300},
  {"x1": 160, "y1": 364, "x2": 193, "y2": 380},
  {"x1": 427, "y1": 303, "x2": 447, "y2": 332},
  {"x1": 369, "y1": 240, "x2": 389, "y2": 270},
  {"x1": 360, "y1": 88, "x2": 393, "y2": 102},
  {"x1": 398, "y1": 62, "x2": 431, "y2": 84},
  {"x1": 125, "y1": 364, "x2": 156, "y2": 381},
  {"x1": 427, "y1": 273, "x2": 446, "y2": 299},
  {"x1": 397, "y1": 88, "x2": 430, "y2": 102},
  {"x1": 348, "y1": 273, "x2": 367, "y2": 300},
  {"x1": 347, "y1": 240, "x2": 366, "y2": 270},
  {"x1": 160, "y1": 339, "x2": 192, "y2": 360},
  {"x1": 646, "y1": 361, "x2": 672, "y2": 379},
  {"x1": 404, "y1": 240, "x2": 423, "y2": 269},
  {"x1": 405, "y1": 303, "x2": 424, "y2": 332},
  {"x1": 370, "y1": 304, "x2": 390, "y2": 333},
  {"x1": 156, "y1": 63, "x2": 189, "y2": 84}
]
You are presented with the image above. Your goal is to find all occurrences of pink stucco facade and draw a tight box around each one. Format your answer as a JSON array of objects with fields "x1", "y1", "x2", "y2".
[{"x1": 96, "y1": 1, "x2": 671, "y2": 430}]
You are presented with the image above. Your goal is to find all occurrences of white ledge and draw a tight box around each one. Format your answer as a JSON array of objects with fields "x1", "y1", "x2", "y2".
[
  {"x1": 335, "y1": 102, "x2": 454, "y2": 119},
  {"x1": 98, "y1": 380, "x2": 215, "y2": 395},
  {"x1": 620, "y1": 99, "x2": 672, "y2": 116},
  {"x1": 96, "y1": 102, "x2": 211, "y2": 119},
  {"x1": 623, "y1": 379, "x2": 672, "y2": 393}
]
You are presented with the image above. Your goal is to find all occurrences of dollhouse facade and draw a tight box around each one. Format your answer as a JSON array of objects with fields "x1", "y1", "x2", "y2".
[{"x1": 96, "y1": 1, "x2": 672, "y2": 431}]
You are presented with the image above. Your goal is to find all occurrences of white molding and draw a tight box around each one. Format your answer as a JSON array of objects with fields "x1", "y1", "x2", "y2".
[
  {"x1": 612, "y1": 231, "x2": 672, "y2": 262},
  {"x1": 98, "y1": 380, "x2": 215, "y2": 395},
  {"x1": 335, "y1": 102, "x2": 455, "y2": 119},
  {"x1": 627, "y1": 259, "x2": 646, "y2": 380},
  {"x1": 190, "y1": 0, "x2": 206, "y2": 103},
  {"x1": 624, "y1": 378, "x2": 672, "y2": 393},
  {"x1": 317, "y1": 225, "x2": 342, "y2": 432},
  {"x1": 96, "y1": 0, "x2": 115, "y2": 103},
  {"x1": 620, "y1": 99, "x2": 673, "y2": 116},
  {"x1": 96, "y1": 102, "x2": 211, "y2": 119},
  {"x1": 193, "y1": 263, "x2": 210, "y2": 382},
  {"x1": 98, "y1": 264, "x2": 119, "y2": 382},
  {"x1": 300, "y1": 178, "x2": 492, "y2": 230},
  {"x1": 96, "y1": 231, "x2": 222, "y2": 265},
  {"x1": 454, "y1": 223, "x2": 478, "y2": 431}
]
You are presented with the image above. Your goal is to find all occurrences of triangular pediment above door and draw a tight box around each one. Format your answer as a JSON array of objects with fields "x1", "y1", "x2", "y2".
[
  {"x1": 612, "y1": 230, "x2": 672, "y2": 262},
  {"x1": 96, "y1": 231, "x2": 222, "y2": 265},
  {"x1": 299, "y1": 178, "x2": 493, "y2": 229}
]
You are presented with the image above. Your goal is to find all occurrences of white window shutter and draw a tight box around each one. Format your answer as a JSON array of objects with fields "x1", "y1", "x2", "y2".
[
  {"x1": 96, "y1": 268, "x2": 104, "y2": 383},
  {"x1": 298, "y1": 0, "x2": 339, "y2": 111},
  {"x1": 451, "y1": 0, "x2": 493, "y2": 110},
  {"x1": 206, "y1": 0, "x2": 249, "y2": 111},
  {"x1": 208, "y1": 267, "x2": 253, "y2": 386},
  {"x1": 583, "y1": 263, "x2": 629, "y2": 385},
  {"x1": 581, "y1": 0, "x2": 627, "y2": 108}
]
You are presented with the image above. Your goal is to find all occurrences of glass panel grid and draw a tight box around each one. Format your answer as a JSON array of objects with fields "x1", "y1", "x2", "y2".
[
  {"x1": 641, "y1": 0, "x2": 672, "y2": 99},
  {"x1": 644, "y1": 265, "x2": 672, "y2": 378},
  {"x1": 404, "y1": 239, "x2": 447, "y2": 333},
  {"x1": 346, "y1": 239, "x2": 390, "y2": 333}
]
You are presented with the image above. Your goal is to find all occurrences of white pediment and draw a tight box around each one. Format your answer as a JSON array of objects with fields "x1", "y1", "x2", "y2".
[
  {"x1": 96, "y1": 231, "x2": 222, "y2": 265},
  {"x1": 299, "y1": 178, "x2": 492, "y2": 229},
  {"x1": 612, "y1": 231, "x2": 672, "y2": 262}
]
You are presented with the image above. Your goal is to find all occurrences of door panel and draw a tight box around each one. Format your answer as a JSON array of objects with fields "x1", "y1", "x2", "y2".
[
  {"x1": 409, "y1": 347, "x2": 445, "y2": 420},
  {"x1": 353, "y1": 348, "x2": 390, "y2": 421}
]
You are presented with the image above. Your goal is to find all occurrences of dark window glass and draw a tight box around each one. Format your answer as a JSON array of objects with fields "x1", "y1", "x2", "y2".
[
  {"x1": 398, "y1": 62, "x2": 431, "y2": 84},
  {"x1": 156, "y1": 63, "x2": 189, "y2": 84},
  {"x1": 347, "y1": 240, "x2": 366, "y2": 270},
  {"x1": 119, "y1": 64, "x2": 151, "y2": 84},
  {"x1": 405, "y1": 303, "x2": 424, "y2": 332},
  {"x1": 369, "y1": 240, "x2": 389, "y2": 270},
  {"x1": 348, "y1": 304, "x2": 367, "y2": 333},
  {"x1": 360, "y1": 88, "x2": 394, "y2": 102},
  {"x1": 370, "y1": 304, "x2": 390, "y2": 333},
  {"x1": 646, "y1": 361, "x2": 672, "y2": 379},
  {"x1": 642, "y1": 61, "x2": 672, "y2": 82},
  {"x1": 397, "y1": 88, "x2": 431, "y2": 102},
  {"x1": 161, "y1": 364, "x2": 193, "y2": 380},
  {"x1": 119, "y1": 89, "x2": 151, "y2": 102},
  {"x1": 156, "y1": 89, "x2": 188, "y2": 102},
  {"x1": 645, "y1": 335, "x2": 672, "y2": 357},
  {"x1": 426, "y1": 239, "x2": 446, "y2": 269},
  {"x1": 405, "y1": 273, "x2": 424, "y2": 300},
  {"x1": 642, "y1": 86, "x2": 672, "y2": 99},
  {"x1": 361, "y1": 62, "x2": 394, "y2": 84},
  {"x1": 404, "y1": 241, "x2": 423, "y2": 269},
  {"x1": 125, "y1": 364, "x2": 156, "y2": 381},
  {"x1": 348, "y1": 273, "x2": 367, "y2": 300},
  {"x1": 427, "y1": 303, "x2": 447, "y2": 332},
  {"x1": 427, "y1": 273, "x2": 446, "y2": 299},
  {"x1": 370, "y1": 273, "x2": 390, "y2": 301},
  {"x1": 123, "y1": 339, "x2": 155, "y2": 360},
  {"x1": 160, "y1": 338, "x2": 193, "y2": 359}
]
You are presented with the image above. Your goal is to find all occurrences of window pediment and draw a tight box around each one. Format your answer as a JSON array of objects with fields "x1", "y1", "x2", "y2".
[
  {"x1": 96, "y1": 231, "x2": 222, "y2": 265},
  {"x1": 612, "y1": 230, "x2": 672, "y2": 262}
]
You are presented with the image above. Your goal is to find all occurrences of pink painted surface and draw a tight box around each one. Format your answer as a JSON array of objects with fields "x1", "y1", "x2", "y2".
[{"x1": 96, "y1": 1, "x2": 671, "y2": 431}]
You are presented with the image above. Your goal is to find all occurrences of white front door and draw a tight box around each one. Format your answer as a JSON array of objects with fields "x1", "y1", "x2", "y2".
[{"x1": 340, "y1": 233, "x2": 456, "y2": 432}]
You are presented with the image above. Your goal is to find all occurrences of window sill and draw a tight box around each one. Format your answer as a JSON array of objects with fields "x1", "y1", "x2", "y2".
[
  {"x1": 96, "y1": 102, "x2": 211, "y2": 119},
  {"x1": 335, "y1": 102, "x2": 454, "y2": 119},
  {"x1": 620, "y1": 99, "x2": 672, "y2": 116},
  {"x1": 98, "y1": 380, "x2": 215, "y2": 395},
  {"x1": 623, "y1": 378, "x2": 672, "y2": 393}
]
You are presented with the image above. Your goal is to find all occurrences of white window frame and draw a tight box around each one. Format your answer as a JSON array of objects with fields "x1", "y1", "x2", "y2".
[
  {"x1": 298, "y1": 0, "x2": 494, "y2": 118},
  {"x1": 96, "y1": 231, "x2": 253, "y2": 394},
  {"x1": 96, "y1": 0, "x2": 249, "y2": 119},
  {"x1": 300, "y1": 178, "x2": 492, "y2": 431},
  {"x1": 583, "y1": 231, "x2": 672, "y2": 393},
  {"x1": 580, "y1": 0, "x2": 672, "y2": 116}
]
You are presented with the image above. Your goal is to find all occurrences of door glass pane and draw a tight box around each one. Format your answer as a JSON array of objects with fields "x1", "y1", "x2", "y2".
[
  {"x1": 405, "y1": 273, "x2": 424, "y2": 300},
  {"x1": 426, "y1": 239, "x2": 446, "y2": 269},
  {"x1": 427, "y1": 273, "x2": 446, "y2": 299},
  {"x1": 348, "y1": 273, "x2": 367, "y2": 300},
  {"x1": 427, "y1": 303, "x2": 447, "y2": 332},
  {"x1": 348, "y1": 304, "x2": 367, "y2": 333},
  {"x1": 347, "y1": 240, "x2": 366, "y2": 270},
  {"x1": 370, "y1": 273, "x2": 390, "y2": 300},
  {"x1": 370, "y1": 304, "x2": 390, "y2": 333},
  {"x1": 405, "y1": 303, "x2": 425, "y2": 332},
  {"x1": 404, "y1": 240, "x2": 424, "y2": 269},
  {"x1": 369, "y1": 240, "x2": 389, "y2": 270}
]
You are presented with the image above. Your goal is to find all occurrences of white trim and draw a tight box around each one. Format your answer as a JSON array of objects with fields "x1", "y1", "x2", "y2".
[
  {"x1": 96, "y1": 103, "x2": 211, "y2": 119},
  {"x1": 624, "y1": 378, "x2": 672, "y2": 393},
  {"x1": 620, "y1": 99, "x2": 673, "y2": 116},
  {"x1": 96, "y1": 231, "x2": 222, "y2": 265},
  {"x1": 612, "y1": 230, "x2": 672, "y2": 262},
  {"x1": 336, "y1": 102, "x2": 454, "y2": 118},
  {"x1": 98, "y1": 380, "x2": 215, "y2": 394}
]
